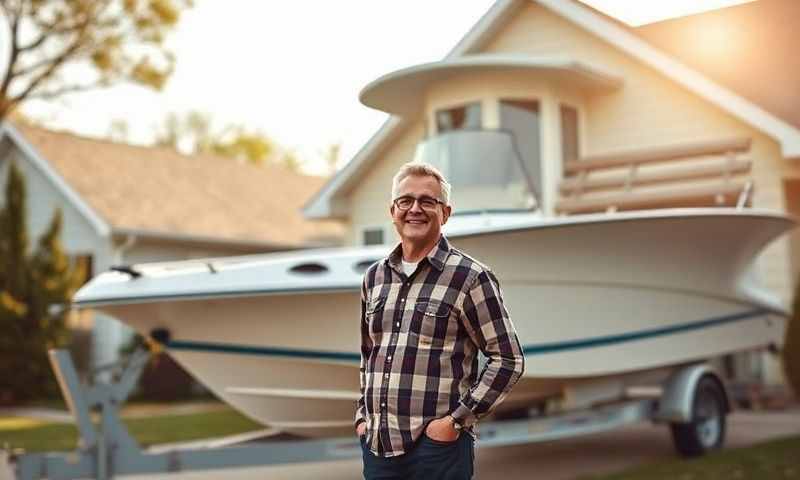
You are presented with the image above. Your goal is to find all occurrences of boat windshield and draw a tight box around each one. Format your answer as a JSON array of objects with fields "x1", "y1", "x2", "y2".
[{"x1": 412, "y1": 130, "x2": 540, "y2": 213}]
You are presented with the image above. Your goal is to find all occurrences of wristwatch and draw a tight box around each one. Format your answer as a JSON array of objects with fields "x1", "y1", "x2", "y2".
[{"x1": 448, "y1": 415, "x2": 464, "y2": 432}]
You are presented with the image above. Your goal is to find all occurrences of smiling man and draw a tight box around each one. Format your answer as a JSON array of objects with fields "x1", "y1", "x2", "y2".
[{"x1": 355, "y1": 162, "x2": 525, "y2": 479}]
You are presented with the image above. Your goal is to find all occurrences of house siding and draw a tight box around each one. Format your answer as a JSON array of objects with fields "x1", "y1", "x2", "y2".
[
  {"x1": 347, "y1": 122, "x2": 428, "y2": 246},
  {"x1": 1, "y1": 144, "x2": 101, "y2": 254}
]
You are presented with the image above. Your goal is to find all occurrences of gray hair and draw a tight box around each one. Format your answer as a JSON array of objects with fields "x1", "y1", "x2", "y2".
[{"x1": 391, "y1": 162, "x2": 451, "y2": 205}]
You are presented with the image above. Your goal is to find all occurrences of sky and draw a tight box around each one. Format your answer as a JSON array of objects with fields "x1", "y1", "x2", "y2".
[
  {"x1": 17, "y1": 1, "x2": 755, "y2": 175},
  {"x1": 20, "y1": 1, "x2": 496, "y2": 174}
]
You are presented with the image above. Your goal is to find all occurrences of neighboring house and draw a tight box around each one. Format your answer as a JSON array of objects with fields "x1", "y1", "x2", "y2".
[
  {"x1": 0, "y1": 123, "x2": 343, "y2": 370},
  {"x1": 304, "y1": 0, "x2": 800, "y2": 384}
]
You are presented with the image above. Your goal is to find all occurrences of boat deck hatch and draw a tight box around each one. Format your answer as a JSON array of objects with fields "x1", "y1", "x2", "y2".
[{"x1": 289, "y1": 262, "x2": 329, "y2": 275}]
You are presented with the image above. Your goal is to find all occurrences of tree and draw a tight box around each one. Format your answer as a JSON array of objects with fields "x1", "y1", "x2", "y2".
[
  {"x1": 784, "y1": 278, "x2": 800, "y2": 397},
  {"x1": 0, "y1": 162, "x2": 86, "y2": 404},
  {"x1": 0, "y1": 0, "x2": 192, "y2": 123},
  {"x1": 322, "y1": 142, "x2": 341, "y2": 174},
  {"x1": 154, "y1": 110, "x2": 304, "y2": 171}
]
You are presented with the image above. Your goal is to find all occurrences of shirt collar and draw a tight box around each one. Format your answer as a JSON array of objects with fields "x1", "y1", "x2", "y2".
[{"x1": 387, "y1": 235, "x2": 451, "y2": 272}]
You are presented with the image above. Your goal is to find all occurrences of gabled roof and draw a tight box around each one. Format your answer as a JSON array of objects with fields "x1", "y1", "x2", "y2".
[
  {"x1": 304, "y1": 0, "x2": 800, "y2": 219},
  {"x1": 10, "y1": 124, "x2": 343, "y2": 249}
]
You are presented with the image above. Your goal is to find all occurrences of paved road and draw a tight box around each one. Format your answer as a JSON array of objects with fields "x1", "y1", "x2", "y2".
[
  {"x1": 3, "y1": 409, "x2": 798, "y2": 480},
  {"x1": 125, "y1": 409, "x2": 799, "y2": 480}
]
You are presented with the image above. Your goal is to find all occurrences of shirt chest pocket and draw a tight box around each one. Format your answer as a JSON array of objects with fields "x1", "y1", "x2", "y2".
[{"x1": 413, "y1": 299, "x2": 455, "y2": 347}]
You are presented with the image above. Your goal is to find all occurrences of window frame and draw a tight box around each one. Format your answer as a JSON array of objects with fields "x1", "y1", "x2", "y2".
[
  {"x1": 360, "y1": 225, "x2": 387, "y2": 246},
  {"x1": 498, "y1": 97, "x2": 544, "y2": 208},
  {"x1": 433, "y1": 101, "x2": 483, "y2": 135},
  {"x1": 559, "y1": 102, "x2": 582, "y2": 168}
]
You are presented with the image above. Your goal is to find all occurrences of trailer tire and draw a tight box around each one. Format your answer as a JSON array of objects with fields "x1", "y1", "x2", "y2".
[{"x1": 670, "y1": 376, "x2": 727, "y2": 457}]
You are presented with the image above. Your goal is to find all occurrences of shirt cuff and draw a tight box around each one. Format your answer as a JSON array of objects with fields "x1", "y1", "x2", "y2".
[{"x1": 450, "y1": 402, "x2": 477, "y2": 427}]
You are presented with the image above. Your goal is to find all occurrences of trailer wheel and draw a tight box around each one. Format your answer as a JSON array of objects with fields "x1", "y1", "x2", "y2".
[{"x1": 670, "y1": 376, "x2": 727, "y2": 457}]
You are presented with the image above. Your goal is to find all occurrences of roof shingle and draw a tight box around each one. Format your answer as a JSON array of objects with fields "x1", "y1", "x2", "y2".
[{"x1": 17, "y1": 124, "x2": 343, "y2": 248}]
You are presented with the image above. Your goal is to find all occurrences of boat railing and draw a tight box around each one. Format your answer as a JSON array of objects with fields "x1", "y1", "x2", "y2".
[{"x1": 556, "y1": 136, "x2": 753, "y2": 215}]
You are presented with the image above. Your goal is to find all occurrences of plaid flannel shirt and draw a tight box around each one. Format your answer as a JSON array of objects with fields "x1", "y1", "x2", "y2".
[{"x1": 355, "y1": 235, "x2": 525, "y2": 457}]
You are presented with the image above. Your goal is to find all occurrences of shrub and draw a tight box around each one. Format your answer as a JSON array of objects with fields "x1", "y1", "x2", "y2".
[{"x1": 0, "y1": 163, "x2": 86, "y2": 405}]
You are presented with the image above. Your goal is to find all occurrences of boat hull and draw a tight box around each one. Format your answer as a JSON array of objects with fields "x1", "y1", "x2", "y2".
[{"x1": 78, "y1": 210, "x2": 794, "y2": 437}]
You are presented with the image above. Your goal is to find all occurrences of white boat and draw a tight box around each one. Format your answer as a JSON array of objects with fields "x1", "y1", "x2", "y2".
[{"x1": 74, "y1": 207, "x2": 794, "y2": 437}]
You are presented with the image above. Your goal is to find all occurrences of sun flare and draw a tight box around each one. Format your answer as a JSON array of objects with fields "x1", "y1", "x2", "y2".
[{"x1": 578, "y1": 0, "x2": 757, "y2": 26}]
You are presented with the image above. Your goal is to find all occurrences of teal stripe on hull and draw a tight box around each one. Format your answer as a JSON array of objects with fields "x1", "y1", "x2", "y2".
[
  {"x1": 166, "y1": 308, "x2": 770, "y2": 362},
  {"x1": 522, "y1": 308, "x2": 768, "y2": 354},
  {"x1": 167, "y1": 340, "x2": 361, "y2": 362}
]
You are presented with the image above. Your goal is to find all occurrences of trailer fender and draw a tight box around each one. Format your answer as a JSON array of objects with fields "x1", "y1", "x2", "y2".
[{"x1": 654, "y1": 364, "x2": 730, "y2": 423}]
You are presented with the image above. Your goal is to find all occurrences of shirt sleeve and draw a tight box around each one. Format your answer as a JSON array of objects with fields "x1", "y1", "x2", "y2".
[
  {"x1": 450, "y1": 269, "x2": 525, "y2": 426},
  {"x1": 354, "y1": 277, "x2": 371, "y2": 428}
]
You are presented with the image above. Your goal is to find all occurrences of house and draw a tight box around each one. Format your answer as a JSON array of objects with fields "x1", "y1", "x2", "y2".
[
  {"x1": 0, "y1": 123, "x2": 343, "y2": 370},
  {"x1": 303, "y1": 0, "x2": 800, "y2": 384}
]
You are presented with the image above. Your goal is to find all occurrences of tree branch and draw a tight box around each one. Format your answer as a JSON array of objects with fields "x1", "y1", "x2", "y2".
[
  {"x1": 0, "y1": 2, "x2": 23, "y2": 103},
  {"x1": 12, "y1": 55, "x2": 64, "y2": 78},
  {"x1": 23, "y1": 80, "x2": 110, "y2": 101},
  {"x1": 25, "y1": 0, "x2": 113, "y2": 50},
  {"x1": 12, "y1": 35, "x2": 105, "y2": 78},
  {"x1": 8, "y1": 32, "x2": 89, "y2": 106},
  {"x1": 7, "y1": 0, "x2": 110, "y2": 106},
  {"x1": 17, "y1": 31, "x2": 50, "y2": 53},
  {"x1": 0, "y1": 0, "x2": 186, "y2": 123}
]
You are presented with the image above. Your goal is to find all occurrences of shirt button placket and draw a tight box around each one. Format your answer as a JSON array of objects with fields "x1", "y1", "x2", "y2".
[{"x1": 379, "y1": 283, "x2": 409, "y2": 447}]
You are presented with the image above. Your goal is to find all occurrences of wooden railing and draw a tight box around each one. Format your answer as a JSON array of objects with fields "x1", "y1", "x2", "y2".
[{"x1": 555, "y1": 137, "x2": 753, "y2": 215}]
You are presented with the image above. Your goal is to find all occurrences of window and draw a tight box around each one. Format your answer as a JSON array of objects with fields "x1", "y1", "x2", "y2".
[
  {"x1": 413, "y1": 130, "x2": 534, "y2": 212},
  {"x1": 500, "y1": 100, "x2": 542, "y2": 200},
  {"x1": 560, "y1": 104, "x2": 580, "y2": 166},
  {"x1": 436, "y1": 103, "x2": 482, "y2": 133},
  {"x1": 362, "y1": 227, "x2": 385, "y2": 246}
]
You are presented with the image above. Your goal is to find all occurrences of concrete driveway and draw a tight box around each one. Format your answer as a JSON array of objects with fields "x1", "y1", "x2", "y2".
[{"x1": 115, "y1": 409, "x2": 799, "y2": 480}]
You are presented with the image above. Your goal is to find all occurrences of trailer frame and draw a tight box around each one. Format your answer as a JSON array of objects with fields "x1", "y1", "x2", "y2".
[{"x1": 4, "y1": 349, "x2": 729, "y2": 479}]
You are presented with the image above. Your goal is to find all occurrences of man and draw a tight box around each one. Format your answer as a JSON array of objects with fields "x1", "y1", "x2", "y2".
[{"x1": 355, "y1": 162, "x2": 525, "y2": 479}]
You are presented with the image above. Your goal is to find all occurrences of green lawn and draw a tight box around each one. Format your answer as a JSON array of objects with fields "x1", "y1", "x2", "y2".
[
  {"x1": 582, "y1": 434, "x2": 800, "y2": 480},
  {"x1": 4, "y1": 411, "x2": 799, "y2": 480},
  {"x1": 0, "y1": 408, "x2": 261, "y2": 453}
]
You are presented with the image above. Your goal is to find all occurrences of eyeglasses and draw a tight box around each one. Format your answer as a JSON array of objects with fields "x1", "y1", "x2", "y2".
[{"x1": 392, "y1": 195, "x2": 445, "y2": 211}]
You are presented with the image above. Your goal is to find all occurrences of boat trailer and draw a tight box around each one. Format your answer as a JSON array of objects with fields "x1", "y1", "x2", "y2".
[{"x1": 3, "y1": 349, "x2": 729, "y2": 479}]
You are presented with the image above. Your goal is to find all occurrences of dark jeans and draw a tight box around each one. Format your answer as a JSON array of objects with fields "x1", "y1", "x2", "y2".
[{"x1": 361, "y1": 431, "x2": 474, "y2": 480}]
